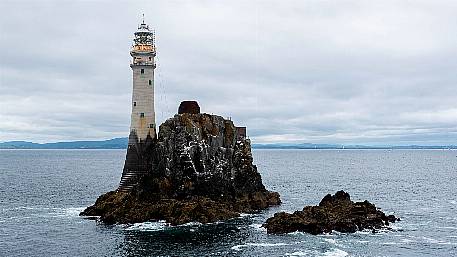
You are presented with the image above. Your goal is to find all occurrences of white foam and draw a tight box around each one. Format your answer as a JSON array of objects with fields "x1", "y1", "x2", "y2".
[
  {"x1": 437, "y1": 242, "x2": 457, "y2": 245},
  {"x1": 239, "y1": 213, "x2": 254, "y2": 217},
  {"x1": 124, "y1": 220, "x2": 169, "y2": 231},
  {"x1": 6, "y1": 206, "x2": 51, "y2": 211},
  {"x1": 231, "y1": 242, "x2": 289, "y2": 251},
  {"x1": 288, "y1": 231, "x2": 307, "y2": 236},
  {"x1": 323, "y1": 238, "x2": 336, "y2": 244},
  {"x1": 438, "y1": 226, "x2": 457, "y2": 230},
  {"x1": 62, "y1": 207, "x2": 85, "y2": 216},
  {"x1": 400, "y1": 238, "x2": 415, "y2": 243},
  {"x1": 285, "y1": 250, "x2": 313, "y2": 256},
  {"x1": 231, "y1": 245, "x2": 245, "y2": 251},
  {"x1": 177, "y1": 221, "x2": 203, "y2": 227},
  {"x1": 389, "y1": 224, "x2": 403, "y2": 231},
  {"x1": 320, "y1": 248, "x2": 348, "y2": 257},
  {"x1": 381, "y1": 242, "x2": 397, "y2": 245},
  {"x1": 48, "y1": 207, "x2": 85, "y2": 217},
  {"x1": 323, "y1": 238, "x2": 344, "y2": 247},
  {"x1": 421, "y1": 236, "x2": 441, "y2": 244},
  {"x1": 249, "y1": 223, "x2": 266, "y2": 232}
]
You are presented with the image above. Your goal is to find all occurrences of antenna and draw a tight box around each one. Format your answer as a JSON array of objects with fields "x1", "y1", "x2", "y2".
[{"x1": 142, "y1": 13, "x2": 145, "y2": 24}]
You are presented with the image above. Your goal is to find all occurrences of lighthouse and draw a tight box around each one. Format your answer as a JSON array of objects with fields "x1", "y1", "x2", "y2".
[
  {"x1": 129, "y1": 18, "x2": 156, "y2": 142},
  {"x1": 118, "y1": 18, "x2": 157, "y2": 192}
]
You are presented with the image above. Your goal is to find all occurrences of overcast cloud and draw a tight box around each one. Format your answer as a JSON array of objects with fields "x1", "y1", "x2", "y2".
[{"x1": 1, "y1": 0, "x2": 457, "y2": 145}]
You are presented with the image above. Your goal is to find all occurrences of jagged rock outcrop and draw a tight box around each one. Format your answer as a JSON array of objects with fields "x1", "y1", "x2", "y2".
[
  {"x1": 263, "y1": 191, "x2": 399, "y2": 234},
  {"x1": 81, "y1": 113, "x2": 281, "y2": 225}
]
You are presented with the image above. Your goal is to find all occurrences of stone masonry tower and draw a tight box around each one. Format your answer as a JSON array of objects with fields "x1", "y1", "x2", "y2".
[
  {"x1": 129, "y1": 18, "x2": 156, "y2": 142},
  {"x1": 118, "y1": 18, "x2": 157, "y2": 192}
]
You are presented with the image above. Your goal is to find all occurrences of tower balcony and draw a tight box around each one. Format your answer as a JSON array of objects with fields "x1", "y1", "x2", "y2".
[{"x1": 130, "y1": 61, "x2": 156, "y2": 68}]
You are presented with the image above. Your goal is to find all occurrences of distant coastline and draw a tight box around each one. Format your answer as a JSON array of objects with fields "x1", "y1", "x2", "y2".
[
  {"x1": 0, "y1": 138, "x2": 128, "y2": 149},
  {"x1": 0, "y1": 138, "x2": 455, "y2": 150},
  {"x1": 252, "y1": 143, "x2": 457, "y2": 150}
]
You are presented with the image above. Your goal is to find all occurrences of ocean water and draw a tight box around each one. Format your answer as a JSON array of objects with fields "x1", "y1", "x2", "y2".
[{"x1": 1, "y1": 149, "x2": 456, "y2": 257}]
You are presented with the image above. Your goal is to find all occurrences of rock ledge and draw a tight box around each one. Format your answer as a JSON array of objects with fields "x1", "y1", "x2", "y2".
[{"x1": 263, "y1": 191, "x2": 399, "y2": 234}]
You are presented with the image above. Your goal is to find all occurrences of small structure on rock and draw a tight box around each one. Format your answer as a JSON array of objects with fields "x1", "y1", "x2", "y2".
[
  {"x1": 178, "y1": 101, "x2": 200, "y2": 114},
  {"x1": 236, "y1": 127, "x2": 247, "y2": 141}
]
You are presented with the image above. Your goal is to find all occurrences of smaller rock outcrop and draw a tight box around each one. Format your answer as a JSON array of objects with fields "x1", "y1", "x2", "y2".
[{"x1": 263, "y1": 191, "x2": 399, "y2": 234}]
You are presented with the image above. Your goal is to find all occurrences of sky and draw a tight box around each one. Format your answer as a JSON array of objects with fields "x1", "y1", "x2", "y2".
[{"x1": 1, "y1": 0, "x2": 457, "y2": 145}]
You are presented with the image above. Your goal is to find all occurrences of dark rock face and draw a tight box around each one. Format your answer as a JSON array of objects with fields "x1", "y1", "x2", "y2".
[
  {"x1": 178, "y1": 101, "x2": 200, "y2": 114},
  {"x1": 235, "y1": 127, "x2": 246, "y2": 140},
  {"x1": 81, "y1": 113, "x2": 280, "y2": 225},
  {"x1": 118, "y1": 131, "x2": 155, "y2": 192},
  {"x1": 263, "y1": 191, "x2": 399, "y2": 234}
]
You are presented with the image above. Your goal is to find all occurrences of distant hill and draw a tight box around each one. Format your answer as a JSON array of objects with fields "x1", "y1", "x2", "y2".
[
  {"x1": 0, "y1": 138, "x2": 455, "y2": 149},
  {"x1": 0, "y1": 138, "x2": 128, "y2": 149}
]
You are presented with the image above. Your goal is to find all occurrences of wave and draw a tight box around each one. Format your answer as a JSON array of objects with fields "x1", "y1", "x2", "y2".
[
  {"x1": 400, "y1": 238, "x2": 415, "y2": 243},
  {"x1": 1, "y1": 206, "x2": 86, "y2": 222},
  {"x1": 287, "y1": 231, "x2": 308, "y2": 236},
  {"x1": 420, "y1": 236, "x2": 456, "y2": 245},
  {"x1": 323, "y1": 238, "x2": 345, "y2": 248},
  {"x1": 380, "y1": 242, "x2": 398, "y2": 245},
  {"x1": 231, "y1": 242, "x2": 289, "y2": 251},
  {"x1": 438, "y1": 226, "x2": 457, "y2": 230},
  {"x1": 239, "y1": 213, "x2": 255, "y2": 217},
  {"x1": 321, "y1": 249, "x2": 348, "y2": 257},
  {"x1": 124, "y1": 220, "x2": 169, "y2": 231},
  {"x1": 285, "y1": 250, "x2": 313, "y2": 256},
  {"x1": 123, "y1": 220, "x2": 225, "y2": 232},
  {"x1": 48, "y1": 207, "x2": 85, "y2": 217},
  {"x1": 323, "y1": 238, "x2": 336, "y2": 244},
  {"x1": 2, "y1": 206, "x2": 51, "y2": 211},
  {"x1": 249, "y1": 223, "x2": 266, "y2": 232},
  {"x1": 352, "y1": 224, "x2": 402, "y2": 235},
  {"x1": 285, "y1": 249, "x2": 348, "y2": 257},
  {"x1": 177, "y1": 221, "x2": 204, "y2": 227}
]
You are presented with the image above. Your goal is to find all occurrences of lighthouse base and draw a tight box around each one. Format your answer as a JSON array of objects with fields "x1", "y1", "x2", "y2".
[{"x1": 118, "y1": 131, "x2": 154, "y2": 192}]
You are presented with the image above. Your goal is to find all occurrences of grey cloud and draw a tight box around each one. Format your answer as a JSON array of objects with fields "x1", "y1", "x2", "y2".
[{"x1": 1, "y1": 0, "x2": 457, "y2": 145}]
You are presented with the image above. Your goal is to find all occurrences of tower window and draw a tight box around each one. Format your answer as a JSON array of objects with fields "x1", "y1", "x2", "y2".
[
  {"x1": 140, "y1": 113, "x2": 144, "y2": 118},
  {"x1": 149, "y1": 123, "x2": 154, "y2": 128},
  {"x1": 133, "y1": 102, "x2": 136, "y2": 107},
  {"x1": 149, "y1": 57, "x2": 152, "y2": 61},
  {"x1": 141, "y1": 69, "x2": 144, "y2": 74},
  {"x1": 148, "y1": 80, "x2": 152, "y2": 85}
]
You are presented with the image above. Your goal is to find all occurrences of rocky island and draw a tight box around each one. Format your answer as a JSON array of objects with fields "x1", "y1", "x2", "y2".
[
  {"x1": 80, "y1": 103, "x2": 281, "y2": 225},
  {"x1": 263, "y1": 191, "x2": 399, "y2": 234}
]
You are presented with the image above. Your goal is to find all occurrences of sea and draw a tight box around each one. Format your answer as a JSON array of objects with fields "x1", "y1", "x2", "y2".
[{"x1": 1, "y1": 149, "x2": 456, "y2": 257}]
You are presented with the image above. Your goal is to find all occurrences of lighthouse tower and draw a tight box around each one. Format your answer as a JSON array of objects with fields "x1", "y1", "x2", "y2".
[
  {"x1": 129, "y1": 18, "x2": 156, "y2": 142},
  {"x1": 118, "y1": 18, "x2": 156, "y2": 192}
]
